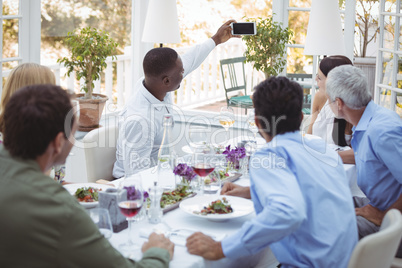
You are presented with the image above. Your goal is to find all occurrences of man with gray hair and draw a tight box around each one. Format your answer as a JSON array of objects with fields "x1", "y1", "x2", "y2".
[{"x1": 326, "y1": 64, "x2": 402, "y2": 257}]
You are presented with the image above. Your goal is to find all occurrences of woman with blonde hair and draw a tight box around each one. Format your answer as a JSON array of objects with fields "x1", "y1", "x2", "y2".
[
  {"x1": 0, "y1": 63, "x2": 56, "y2": 135},
  {"x1": 0, "y1": 63, "x2": 65, "y2": 181}
]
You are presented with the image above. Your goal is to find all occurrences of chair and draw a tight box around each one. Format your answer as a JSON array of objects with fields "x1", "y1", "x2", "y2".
[
  {"x1": 286, "y1": 73, "x2": 312, "y2": 114},
  {"x1": 392, "y1": 257, "x2": 402, "y2": 268},
  {"x1": 219, "y1": 57, "x2": 253, "y2": 114},
  {"x1": 82, "y1": 123, "x2": 119, "y2": 182},
  {"x1": 347, "y1": 209, "x2": 402, "y2": 268}
]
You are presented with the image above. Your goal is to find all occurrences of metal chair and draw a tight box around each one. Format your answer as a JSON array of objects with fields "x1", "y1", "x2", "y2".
[
  {"x1": 219, "y1": 57, "x2": 253, "y2": 114},
  {"x1": 286, "y1": 73, "x2": 312, "y2": 114},
  {"x1": 347, "y1": 209, "x2": 402, "y2": 268}
]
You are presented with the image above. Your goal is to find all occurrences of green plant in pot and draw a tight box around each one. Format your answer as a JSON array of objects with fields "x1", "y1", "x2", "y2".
[
  {"x1": 242, "y1": 16, "x2": 294, "y2": 79},
  {"x1": 58, "y1": 27, "x2": 118, "y2": 131}
]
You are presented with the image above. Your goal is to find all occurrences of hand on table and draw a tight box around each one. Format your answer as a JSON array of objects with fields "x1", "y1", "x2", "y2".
[
  {"x1": 186, "y1": 232, "x2": 225, "y2": 260},
  {"x1": 221, "y1": 182, "x2": 251, "y2": 199},
  {"x1": 142, "y1": 233, "x2": 175, "y2": 260},
  {"x1": 355, "y1": 204, "x2": 385, "y2": 226}
]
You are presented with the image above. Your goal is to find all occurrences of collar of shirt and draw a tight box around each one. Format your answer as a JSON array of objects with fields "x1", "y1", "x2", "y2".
[
  {"x1": 139, "y1": 81, "x2": 172, "y2": 111},
  {"x1": 265, "y1": 131, "x2": 301, "y2": 148},
  {"x1": 353, "y1": 100, "x2": 375, "y2": 132}
]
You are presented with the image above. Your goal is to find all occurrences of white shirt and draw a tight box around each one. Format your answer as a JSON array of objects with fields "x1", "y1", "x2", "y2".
[
  {"x1": 312, "y1": 99, "x2": 336, "y2": 145},
  {"x1": 113, "y1": 39, "x2": 216, "y2": 178}
]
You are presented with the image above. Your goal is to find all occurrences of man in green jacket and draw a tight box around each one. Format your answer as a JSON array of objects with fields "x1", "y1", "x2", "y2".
[{"x1": 0, "y1": 84, "x2": 173, "y2": 267}]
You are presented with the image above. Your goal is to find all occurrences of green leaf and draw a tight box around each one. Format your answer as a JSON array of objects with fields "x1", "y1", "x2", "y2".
[{"x1": 58, "y1": 27, "x2": 119, "y2": 97}]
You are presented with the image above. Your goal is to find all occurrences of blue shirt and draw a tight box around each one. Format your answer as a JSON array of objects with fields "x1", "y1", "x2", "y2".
[
  {"x1": 222, "y1": 131, "x2": 357, "y2": 268},
  {"x1": 351, "y1": 100, "x2": 402, "y2": 210}
]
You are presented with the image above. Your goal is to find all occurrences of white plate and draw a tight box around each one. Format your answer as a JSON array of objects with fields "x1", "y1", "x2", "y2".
[
  {"x1": 179, "y1": 195, "x2": 254, "y2": 222},
  {"x1": 63, "y1": 183, "x2": 113, "y2": 208}
]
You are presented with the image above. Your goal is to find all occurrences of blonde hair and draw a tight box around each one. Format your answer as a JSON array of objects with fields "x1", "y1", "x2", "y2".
[{"x1": 0, "y1": 63, "x2": 56, "y2": 131}]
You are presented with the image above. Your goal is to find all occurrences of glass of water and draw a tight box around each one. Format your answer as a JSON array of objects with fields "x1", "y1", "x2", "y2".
[
  {"x1": 88, "y1": 208, "x2": 113, "y2": 239},
  {"x1": 203, "y1": 169, "x2": 222, "y2": 195}
]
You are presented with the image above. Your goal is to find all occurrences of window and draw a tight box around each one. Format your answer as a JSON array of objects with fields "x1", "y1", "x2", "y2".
[
  {"x1": 375, "y1": 0, "x2": 402, "y2": 117},
  {"x1": 0, "y1": 0, "x2": 41, "y2": 94}
]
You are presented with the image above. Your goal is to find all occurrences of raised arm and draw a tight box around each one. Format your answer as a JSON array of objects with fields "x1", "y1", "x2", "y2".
[
  {"x1": 181, "y1": 20, "x2": 239, "y2": 77},
  {"x1": 211, "y1": 19, "x2": 239, "y2": 45}
]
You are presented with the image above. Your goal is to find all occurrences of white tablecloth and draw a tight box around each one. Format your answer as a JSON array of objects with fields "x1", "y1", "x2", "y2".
[
  {"x1": 108, "y1": 171, "x2": 279, "y2": 268},
  {"x1": 105, "y1": 134, "x2": 363, "y2": 267}
]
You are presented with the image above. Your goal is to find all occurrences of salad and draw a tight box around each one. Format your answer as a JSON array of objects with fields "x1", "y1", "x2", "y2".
[
  {"x1": 74, "y1": 187, "x2": 100, "y2": 202},
  {"x1": 194, "y1": 197, "x2": 233, "y2": 215},
  {"x1": 147, "y1": 186, "x2": 194, "y2": 209}
]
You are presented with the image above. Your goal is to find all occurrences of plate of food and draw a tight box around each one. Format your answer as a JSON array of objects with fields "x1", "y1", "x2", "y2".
[
  {"x1": 179, "y1": 195, "x2": 254, "y2": 222},
  {"x1": 63, "y1": 183, "x2": 113, "y2": 208},
  {"x1": 147, "y1": 186, "x2": 196, "y2": 213}
]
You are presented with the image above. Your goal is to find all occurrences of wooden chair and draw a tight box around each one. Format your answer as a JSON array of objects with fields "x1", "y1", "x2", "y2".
[
  {"x1": 347, "y1": 209, "x2": 402, "y2": 268},
  {"x1": 220, "y1": 57, "x2": 253, "y2": 114}
]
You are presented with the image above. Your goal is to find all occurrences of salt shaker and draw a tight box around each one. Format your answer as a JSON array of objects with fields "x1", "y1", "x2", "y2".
[{"x1": 148, "y1": 182, "x2": 163, "y2": 224}]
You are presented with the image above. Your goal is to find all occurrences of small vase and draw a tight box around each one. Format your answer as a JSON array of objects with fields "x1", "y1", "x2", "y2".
[{"x1": 175, "y1": 176, "x2": 192, "y2": 192}]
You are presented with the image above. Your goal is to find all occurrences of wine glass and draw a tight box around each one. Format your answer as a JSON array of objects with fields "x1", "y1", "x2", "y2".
[
  {"x1": 219, "y1": 107, "x2": 235, "y2": 142},
  {"x1": 243, "y1": 141, "x2": 257, "y2": 178},
  {"x1": 188, "y1": 126, "x2": 208, "y2": 153},
  {"x1": 117, "y1": 174, "x2": 144, "y2": 252},
  {"x1": 247, "y1": 110, "x2": 258, "y2": 141},
  {"x1": 87, "y1": 208, "x2": 113, "y2": 239},
  {"x1": 191, "y1": 153, "x2": 216, "y2": 195}
]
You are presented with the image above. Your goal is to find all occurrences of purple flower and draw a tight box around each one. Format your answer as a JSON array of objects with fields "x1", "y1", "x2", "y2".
[
  {"x1": 124, "y1": 186, "x2": 148, "y2": 202},
  {"x1": 173, "y1": 163, "x2": 197, "y2": 183},
  {"x1": 222, "y1": 145, "x2": 246, "y2": 165}
]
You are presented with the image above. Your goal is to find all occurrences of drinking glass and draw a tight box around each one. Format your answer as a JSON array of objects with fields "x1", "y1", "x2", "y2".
[
  {"x1": 243, "y1": 141, "x2": 257, "y2": 177},
  {"x1": 88, "y1": 208, "x2": 113, "y2": 239},
  {"x1": 219, "y1": 107, "x2": 235, "y2": 141},
  {"x1": 188, "y1": 126, "x2": 208, "y2": 153},
  {"x1": 191, "y1": 153, "x2": 216, "y2": 195},
  {"x1": 204, "y1": 169, "x2": 222, "y2": 195},
  {"x1": 117, "y1": 174, "x2": 144, "y2": 252},
  {"x1": 247, "y1": 110, "x2": 258, "y2": 141}
]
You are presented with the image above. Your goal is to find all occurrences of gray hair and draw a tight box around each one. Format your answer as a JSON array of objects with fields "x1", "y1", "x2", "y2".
[{"x1": 326, "y1": 65, "x2": 372, "y2": 109}]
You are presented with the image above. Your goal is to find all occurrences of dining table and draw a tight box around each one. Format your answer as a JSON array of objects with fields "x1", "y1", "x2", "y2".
[
  {"x1": 82, "y1": 133, "x2": 364, "y2": 268},
  {"x1": 106, "y1": 168, "x2": 280, "y2": 268}
]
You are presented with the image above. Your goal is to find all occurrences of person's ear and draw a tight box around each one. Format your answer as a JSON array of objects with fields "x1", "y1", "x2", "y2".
[
  {"x1": 254, "y1": 115, "x2": 260, "y2": 129},
  {"x1": 52, "y1": 132, "x2": 65, "y2": 155},
  {"x1": 336, "y1": 97, "x2": 344, "y2": 111},
  {"x1": 162, "y1": 76, "x2": 170, "y2": 86}
]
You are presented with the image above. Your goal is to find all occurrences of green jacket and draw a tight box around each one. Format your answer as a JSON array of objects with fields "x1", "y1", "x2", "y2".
[{"x1": 0, "y1": 145, "x2": 170, "y2": 267}]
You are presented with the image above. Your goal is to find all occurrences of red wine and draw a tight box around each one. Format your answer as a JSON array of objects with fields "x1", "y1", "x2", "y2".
[
  {"x1": 118, "y1": 201, "x2": 142, "y2": 218},
  {"x1": 192, "y1": 166, "x2": 215, "y2": 177}
]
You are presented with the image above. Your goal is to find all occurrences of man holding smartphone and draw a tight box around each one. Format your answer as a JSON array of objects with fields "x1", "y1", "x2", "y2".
[{"x1": 113, "y1": 20, "x2": 240, "y2": 178}]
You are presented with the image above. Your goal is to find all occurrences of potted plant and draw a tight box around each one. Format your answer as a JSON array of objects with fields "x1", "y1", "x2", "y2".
[
  {"x1": 242, "y1": 16, "x2": 294, "y2": 79},
  {"x1": 58, "y1": 27, "x2": 118, "y2": 131}
]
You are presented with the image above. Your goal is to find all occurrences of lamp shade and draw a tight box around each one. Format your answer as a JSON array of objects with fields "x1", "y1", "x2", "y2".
[
  {"x1": 142, "y1": 0, "x2": 181, "y2": 44},
  {"x1": 304, "y1": 0, "x2": 345, "y2": 55}
]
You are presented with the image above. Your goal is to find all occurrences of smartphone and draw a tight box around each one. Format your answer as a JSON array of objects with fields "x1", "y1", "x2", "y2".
[{"x1": 231, "y1": 22, "x2": 256, "y2": 35}]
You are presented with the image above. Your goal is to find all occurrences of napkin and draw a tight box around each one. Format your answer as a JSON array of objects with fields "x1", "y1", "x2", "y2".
[{"x1": 139, "y1": 227, "x2": 227, "y2": 246}]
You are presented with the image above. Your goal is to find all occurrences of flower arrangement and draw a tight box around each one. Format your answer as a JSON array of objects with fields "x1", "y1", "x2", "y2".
[
  {"x1": 124, "y1": 186, "x2": 148, "y2": 201},
  {"x1": 173, "y1": 163, "x2": 197, "y2": 184},
  {"x1": 222, "y1": 145, "x2": 246, "y2": 170}
]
